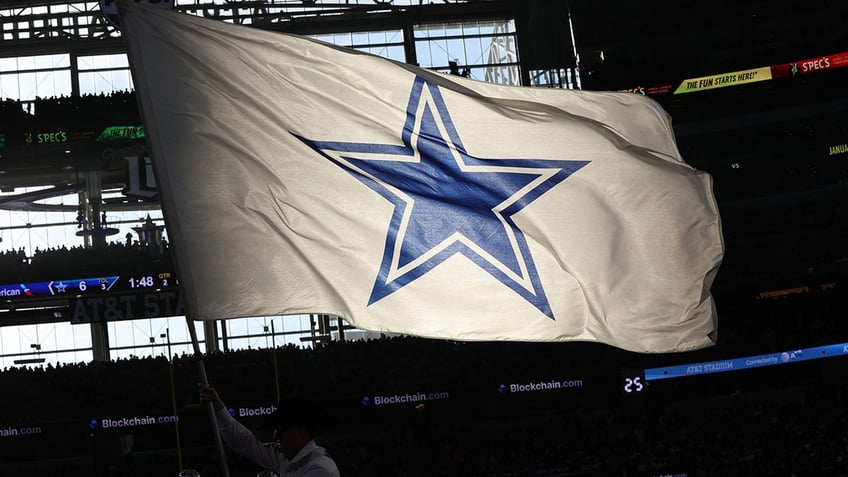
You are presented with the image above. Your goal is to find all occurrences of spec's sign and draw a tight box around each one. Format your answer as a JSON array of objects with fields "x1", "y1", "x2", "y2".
[
  {"x1": 69, "y1": 290, "x2": 184, "y2": 322},
  {"x1": 99, "y1": 0, "x2": 175, "y2": 29}
]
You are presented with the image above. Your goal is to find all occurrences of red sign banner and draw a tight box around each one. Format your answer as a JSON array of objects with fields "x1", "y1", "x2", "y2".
[{"x1": 770, "y1": 51, "x2": 848, "y2": 78}]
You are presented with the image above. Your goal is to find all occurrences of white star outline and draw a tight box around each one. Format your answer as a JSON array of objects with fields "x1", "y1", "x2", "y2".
[{"x1": 298, "y1": 77, "x2": 588, "y2": 318}]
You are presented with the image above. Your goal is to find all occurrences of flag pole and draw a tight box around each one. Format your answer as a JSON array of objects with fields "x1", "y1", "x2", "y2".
[
  {"x1": 165, "y1": 328, "x2": 184, "y2": 471},
  {"x1": 186, "y1": 317, "x2": 232, "y2": 477},
  {"x1": 271, "y1": 320, "x2": 281, "y2": 402},
  {"x1": 115, "y1": 3, "x2": 229, "y2": 475}
]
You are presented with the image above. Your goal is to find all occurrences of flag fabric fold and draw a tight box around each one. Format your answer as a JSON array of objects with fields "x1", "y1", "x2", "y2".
[{"x1": 120, "y1": 2, "x2": 723, "y2": 353}]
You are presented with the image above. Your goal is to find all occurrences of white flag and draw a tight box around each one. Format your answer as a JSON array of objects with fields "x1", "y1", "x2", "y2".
[{"x1": 120, "y1": 3, "x2": 723, "y2": 353}]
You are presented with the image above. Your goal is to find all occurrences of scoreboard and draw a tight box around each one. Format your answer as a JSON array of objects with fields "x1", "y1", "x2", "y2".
[
  {"x1": 0, "y1": 270, "x2": 183, "y2": 323},
  {"x1": 0, "y1": 271, "x2": 176, "y2": 301}
]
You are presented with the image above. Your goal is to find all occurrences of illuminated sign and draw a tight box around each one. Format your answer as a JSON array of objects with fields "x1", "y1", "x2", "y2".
[
  {"x1": 621, "y1": 371, "x2": 646, "y2": 395},
  {"x1": 674, "y1": 66, "x2": 772, "y2": 94},
  {"x1": 619, "y1": 86, "x2": 648, "y2": 95},
  {"x1": 645, "y1": 341, "x2": 848, "y2": 381},
  {"x1": 0, "y1": 126, "x2": 143, "y2": 147},
  {"x1": 619, "y1": 84, "x2": 675, "y2": 96},
  {"x1": 673, "y1": 51, "x2": 848, "y2": 95},
  {"x1": 499, "y1": 378, "x2": 583, "y2": 394},
  {"x1": 0, "y1": 276, "x2": 119, "y2": 299},
  {"x1": 0, "y1": 272, "x2": 175, "y2": 301},
  {"x1": 758, "y1": 282, "x2": 837, "y2": 299},
  {"x1": 25, "y1": 131, "x2": 69, "y2": 144},
  {"x1": 8, "y1": 130, "x2": 97, "y2": 147},
  {"x1": 0, "y1": 425, "x2": 42, "y2": 438},
  {"x1": 90, "y1": 414, "x2": 178, "y2": 430},
  {"x1": 96, "y1": 125, "x2": 146, "y2": 141},
  {"x1": 771, "y1": 51, "x2": 848, "y2": 78},
  {"x1": 757, "y1": 286, "x2": 809, "y2": 299},
  {"x1": 829, "y1": 143, "x2": 848, "y2": 156},
  {"x1": 361, "y1": 391, "x2": 451, "y2": 406}
]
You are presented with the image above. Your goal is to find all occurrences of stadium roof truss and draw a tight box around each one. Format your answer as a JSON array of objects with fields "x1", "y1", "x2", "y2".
[
  {"x1": 0, "y1": 0, "x2": 508, "y2": 54},
  {"x1": 0, "y1": 0, "x2": 538, "y2": 206}
]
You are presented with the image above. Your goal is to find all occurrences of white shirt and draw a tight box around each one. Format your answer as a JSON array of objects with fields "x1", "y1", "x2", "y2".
[{"x1": 216, "y1": 407, "x2": 340, "y2": 477}]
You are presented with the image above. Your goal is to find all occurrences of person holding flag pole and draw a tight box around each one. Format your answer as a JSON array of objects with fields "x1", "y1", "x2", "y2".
[{"x1": 197, "y1": 384, "x2": 340, "y2": 477}]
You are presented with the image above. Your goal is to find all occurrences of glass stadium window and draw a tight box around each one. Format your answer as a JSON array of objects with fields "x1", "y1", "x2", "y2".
[
  {"x1": 108, "y1": 318, "x2": 203, "y2": 360},
  {"x1": 0, "y1": 322, "x2": 92, "y2": 368},
  {"x1": 223, "y1": 315, "x2": 315, "y2": 351},
  {"x1": 0, "y1": 187, "x2": 81, "y2": 255},
  {"x1": 78, "y1": 53, "x2": 127, "y2": 70},
  {"x1": 225, "y1": 317, "x2": 276, "y2": 352},
  {"x1": 0, "y1": 54, "x2": 71, "y2": 101},
  {"x1": 311, "y1": 30, "x2": 405, "y2": 62},
  {"x1": 77, "y1": 54, "x2": 133, "y2": 95},
  {"x1": 413, "y1": 19, "x2": 519, "y2": 85},
  {"x1": 0, "y1": 187, "x2": 163, "y2": 256},
  {"x1": 358, "y1": 44, "x2": 405, "y2": 60}
]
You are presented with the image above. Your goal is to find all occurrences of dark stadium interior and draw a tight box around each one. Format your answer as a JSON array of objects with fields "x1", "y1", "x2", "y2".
[{"x1": 1, "y1": 1, "x2": 848, "y2": 476}]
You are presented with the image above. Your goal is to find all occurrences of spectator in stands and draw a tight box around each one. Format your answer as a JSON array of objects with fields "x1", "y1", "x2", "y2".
[{"x1": 198, "y1": 384, "x2": 340, "y2": 477}]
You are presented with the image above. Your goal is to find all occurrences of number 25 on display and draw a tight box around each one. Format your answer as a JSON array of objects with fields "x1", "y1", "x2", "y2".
[{"x1": 623, "y1": 375, "x2": 644, "y2": 394}]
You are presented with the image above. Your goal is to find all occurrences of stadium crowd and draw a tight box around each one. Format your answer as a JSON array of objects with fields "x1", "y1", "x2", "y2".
[
  {"x1": 0, "y1": 239, "x2": 171, "y2": 284},
  {"x1": 0, "y1": 90, "x2": 139, "y2": 146},
  {"x1": 0, "y1": 291, "x2": 846, "y2": 477}
]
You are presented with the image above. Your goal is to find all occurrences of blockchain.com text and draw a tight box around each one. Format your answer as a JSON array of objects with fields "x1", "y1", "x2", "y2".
[
  {"x1": 364, "y1": 391, "x2": 450, "y2": 406},
  {"x1": 506, "y1": 378, "x2": 584, "y2": 393}
]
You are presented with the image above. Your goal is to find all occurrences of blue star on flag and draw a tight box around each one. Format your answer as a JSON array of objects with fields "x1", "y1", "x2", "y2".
[{"x1": 297, "y1": 77, "x2": 588, "y2": 319}]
